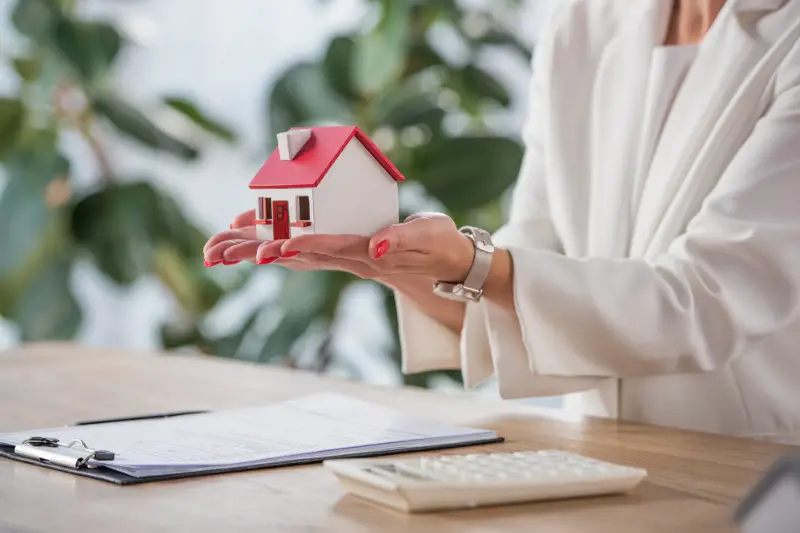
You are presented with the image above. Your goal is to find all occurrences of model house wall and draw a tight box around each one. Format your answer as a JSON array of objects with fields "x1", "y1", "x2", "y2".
[
  {"x1": 252, "y1": 187, "x2": 314, "y2": 241},
  {"x1": 313, "y1": 138, "x2": 400, "y2": 236}
]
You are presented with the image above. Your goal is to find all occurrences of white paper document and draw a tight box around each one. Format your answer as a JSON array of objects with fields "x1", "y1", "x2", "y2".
[{"x1": 0, "y1": 394, "x2": 498, "y2": 478}]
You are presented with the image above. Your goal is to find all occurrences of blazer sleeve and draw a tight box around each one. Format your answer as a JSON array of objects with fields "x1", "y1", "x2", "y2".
[
  {"x1": 477, "y1": 50, "x2": 800, "y2": 388},
  {"x1": 398, "y1": 8, "x2": 576, "y2": 390}
]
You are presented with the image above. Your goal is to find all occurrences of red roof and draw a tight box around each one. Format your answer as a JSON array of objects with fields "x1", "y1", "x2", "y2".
[{"x1": 249, "y1": 126, "x2": 406, "y2": 189}]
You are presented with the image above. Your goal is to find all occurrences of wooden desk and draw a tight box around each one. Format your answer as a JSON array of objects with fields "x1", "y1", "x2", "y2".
[{"x1": 0, "y1": 343, "x2": 794, "y2": 532}]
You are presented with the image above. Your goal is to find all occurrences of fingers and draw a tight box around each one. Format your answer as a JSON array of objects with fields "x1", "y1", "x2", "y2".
[
  {"x1": 368, "y1": 219, "x2": 426, "y2": 258},
  {"x1": 255, "y1": 240, "x2": 288, "y2": 264},
  {"x1": 205, "y1": 239, "x2": 249, "y2": 265},
  {"x1": 205, "y1": 239, "x2": 299, "y2": 266},
  {"x1": 204, "y1": 227, "x2": 257, "y2": 254},
  {"x1": 219, "y1": 240, "x2": 262, "y2": 264},
  {"x1": 231, "y1": 209, "x2": 257, "y2": 229}
]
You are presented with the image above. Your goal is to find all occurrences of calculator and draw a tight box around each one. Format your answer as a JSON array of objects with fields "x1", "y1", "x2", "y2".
[{"x1": 324, "y1": 450, "x2": 647, "y2": 513}]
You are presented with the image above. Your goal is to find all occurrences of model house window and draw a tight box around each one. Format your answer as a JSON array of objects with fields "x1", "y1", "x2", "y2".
[
  {"x1": 258, "y1": 197, "x2": 272, "y2": 220},
  {"x1": 297, "y1": 196, "x2": 310, "y2": 221}
]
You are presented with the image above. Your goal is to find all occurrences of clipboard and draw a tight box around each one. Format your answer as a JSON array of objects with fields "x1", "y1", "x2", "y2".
[{"x1": 0, "y1": 409, "x2": 504, "y2": 486}]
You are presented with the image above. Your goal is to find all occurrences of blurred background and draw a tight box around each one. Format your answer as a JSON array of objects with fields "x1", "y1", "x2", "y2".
[{"x1": 0, "y1": 0, "x2": 564, "y2": 407}]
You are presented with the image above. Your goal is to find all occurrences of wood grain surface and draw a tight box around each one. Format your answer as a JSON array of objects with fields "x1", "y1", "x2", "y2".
[{"x1": 0, "y1": 343, "x2": 794, "y2": 532}]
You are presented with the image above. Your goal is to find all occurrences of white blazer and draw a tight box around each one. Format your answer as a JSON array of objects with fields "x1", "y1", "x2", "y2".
[{"x1": 397, "y1": 0, "x2": 800, "y2": 441}]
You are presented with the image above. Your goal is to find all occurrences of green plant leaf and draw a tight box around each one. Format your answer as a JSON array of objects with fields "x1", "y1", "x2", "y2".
[
  {"x1": 92, "y1": 93, "x2": 199, "y2": 160},
  {"x1": 267, "y1": 63, "x2": 352, "y2": 142},
  {"x1": 0, "y1": 137, "x2": 68, "y2": 275},
  {"x1": 11, "y1": 0, "x2": 63, "y2": 42},
  {"x1": 375, "y1": 87, "x2": 445, "y2": 132},
  {"x1": 0, "y1": 177, "x2": 49, "y2": 274},
  {"x1": 353, "y1": 0, "x2": 411, "y2": 96},
  {"x1": 212, "y1": 308, "x2": 262, "y2": 359},
  {"x1": 153, "y1": 190, "x2": 253, "y2": 312},
  {"x1": 13, "y1": 0, "x2": 123, "y2": 82},
  {"x1": 451, "y1": 196, "x2": 506, "y2": 233},
  {"x1": 478, "y1": 28, "x2": 532, "y2": 61},
  {"x1": 279, "y1": 270, "x2": 347, "y2": 319},
  {"x1": 160, "y1": 320, "x2": 205, "y2": 351},
  {"x1": 451, "y1": 65, "x2": 511, "y2": 108},
  {"x1": 323, "y1": 36, "x2": 358, "y2": 101},
  {"x1": 11, "y1": 253, "x2": 81, "y2": 341},
  {"x1": 12, "y1": 56, "x2": 44, "y2": 82},
  {"x1": 52, "y1": 19, "x2": 122, "y2": 82},
  {"x1": 255, "y1": 313, "x2": 318, "y2": 364},
  {"x1": 0, "y1": 207, "x2": 67, "y2": 318},
  {"x1": 163, "y1": 97, "x2": 237, "y2": 142},
  {"x1": 404, "y1": 41, "x2": 447, "y2": 78},
  {"x1": 151, "y1": 192, "x2": 202, "y2": 257},
  {"x1": 254, "y1": 270, "x2": 349, "y2": 363},
  {"x1": 153, "y1": 244, "x2": 225, "y2": 315},
  {"x1": 411, "y1": 136, "x2": 523, "y2": 211},
  {"x1": 70, "y1": 182, "x2": 162, "y2": 284},
  {"x1": 0, "y1": 98, "x2": 26, "y2": 157},
  {"x1": 150, "y1": 194, "x2": 227, "y2": 314}
]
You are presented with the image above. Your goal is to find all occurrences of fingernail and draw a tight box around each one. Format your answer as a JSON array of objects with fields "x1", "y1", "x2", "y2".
[
  {"x1": 258, "y1": 257, "x2": 277, "y2": 265},
  {"x1": 204, "y1": 260, "x2": 222, "y2": 267},
  {"x1": 229, "y1": 224, "x2": 234, "y2": 230},
  {"x1": 222, "y1": 260, "x2": 240, "y2": 265},
  {"x1": 374, "y1": 240, "x2": 389, "y2": 259},
  {"x1": 281, "y1": 251, "x2": 300, "y2": 258}
]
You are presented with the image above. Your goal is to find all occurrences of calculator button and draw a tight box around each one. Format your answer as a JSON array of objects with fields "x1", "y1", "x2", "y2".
[{"x1": 370, "y1": 451, "x2": 644, "y2": 487}]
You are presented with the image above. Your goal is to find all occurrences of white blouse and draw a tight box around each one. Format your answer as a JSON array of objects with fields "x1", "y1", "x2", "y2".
[{"x1": 633, "y1": 45, "x2": 698, "y2": 218}]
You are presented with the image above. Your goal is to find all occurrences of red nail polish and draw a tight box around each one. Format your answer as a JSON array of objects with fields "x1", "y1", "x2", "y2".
[
  {"x1": 205, "y1": 260, "x2": 222, "y2": 267},
  {"x1": 281, "y1": 251, "x2": 300, "y2": 258},
  {"x1": 229, "y1": 224, "x2": 234, "y2": 230},
  {"x1": 258, "y1": 257, "x2": 277, "y2": 265},
  {"x1": 374, "y1": 240, "x2": 389, "y2": 259}
]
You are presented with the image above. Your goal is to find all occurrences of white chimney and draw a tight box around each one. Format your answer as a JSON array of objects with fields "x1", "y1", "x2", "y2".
[{"x1": 277, "y1": 129, "x2": 313, "y2": 160}]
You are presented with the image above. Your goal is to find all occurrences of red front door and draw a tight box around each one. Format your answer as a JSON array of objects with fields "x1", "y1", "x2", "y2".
[{"x1": 273, "y1": 200, "x2": 290, "y2": 240}]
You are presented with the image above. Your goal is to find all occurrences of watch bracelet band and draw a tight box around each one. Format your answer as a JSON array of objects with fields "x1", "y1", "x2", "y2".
[
  {"x1": 462, "y1": 233, "x2": 492, "y2": 289},
  {"x1": 454, "y1": 226, "x2": 494, "y2": 295},
  {"x1": 432, "y1": 226, "x2": 494, "y2": 302}
]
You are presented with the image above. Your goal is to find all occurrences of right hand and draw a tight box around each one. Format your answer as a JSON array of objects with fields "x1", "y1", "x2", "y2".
[{"x1": 202, "y1": 209, "x2": 463, "y2": 330}]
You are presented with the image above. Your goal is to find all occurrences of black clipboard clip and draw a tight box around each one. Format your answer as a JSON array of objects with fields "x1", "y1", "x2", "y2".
[{"x1": 14, "y1": 436, "x2": 116, "y2": 469}]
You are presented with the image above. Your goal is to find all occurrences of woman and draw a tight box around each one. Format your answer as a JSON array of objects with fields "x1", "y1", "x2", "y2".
[{"x1": 205, "y1": 0, "x2": 800, "y2": 440}]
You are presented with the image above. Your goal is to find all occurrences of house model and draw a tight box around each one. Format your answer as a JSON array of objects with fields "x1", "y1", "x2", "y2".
[
  {"x1": 734, "y1": 454, "x2": 800, "y2": 533},
  {"x1": 248, "y1": 126, "x2": 405, "y2": 241}
]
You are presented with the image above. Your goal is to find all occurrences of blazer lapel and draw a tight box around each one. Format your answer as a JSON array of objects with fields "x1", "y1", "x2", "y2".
[
  {"x1": 586, "y1": 0, "x2": 671, "y2": 258},
  {"x1": 630, "y1": 0, "x2": 797, "y2": 258}
]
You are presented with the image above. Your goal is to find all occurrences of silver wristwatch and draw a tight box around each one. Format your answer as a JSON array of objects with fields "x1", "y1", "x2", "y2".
[{"x1": 433, "y1": 226, "x2": 494, "y2": 302}]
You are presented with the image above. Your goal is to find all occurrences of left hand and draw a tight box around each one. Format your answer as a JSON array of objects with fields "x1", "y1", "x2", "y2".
[
  {"x1": 277, "y1": 213, "x2": 475, "y2": 282},
  {"x1": 204, "y1": 212, "x2": 475, "y2": 282}
]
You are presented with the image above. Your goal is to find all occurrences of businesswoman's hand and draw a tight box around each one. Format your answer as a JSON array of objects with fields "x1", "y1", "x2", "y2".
[
  {"x1": 280, "y1": 213, "x2": 476, "y2": 281},
  {"x1": 203, "y1": 211, "x2": 475, "y2": 282}
]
